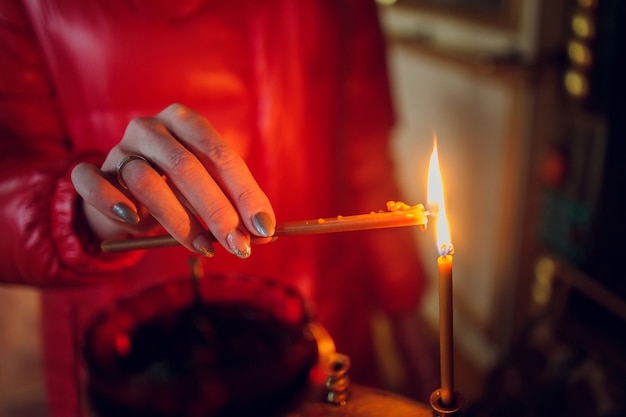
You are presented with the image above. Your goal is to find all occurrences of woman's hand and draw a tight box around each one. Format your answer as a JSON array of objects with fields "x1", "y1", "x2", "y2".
[{"x1": 71, "y1": 103, "x2": 276, "y2": 258}]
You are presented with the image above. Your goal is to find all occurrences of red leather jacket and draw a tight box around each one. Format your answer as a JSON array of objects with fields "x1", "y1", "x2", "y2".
[{"x1": 0, "y1": 0, "x2": 425, "y2": 415}]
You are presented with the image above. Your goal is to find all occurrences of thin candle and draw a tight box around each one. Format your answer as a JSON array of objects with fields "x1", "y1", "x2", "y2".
[
  {"x1": 428, "y1": 138, "x2": 456, "y2": 408},
  {"x1": 101, "y1": 200, "x2": 428, "y2": 253},
  {"x1": 437, "y1": 252, "x2": 454, "y2": 408},
  {"x1": 276, "y1": 200, "x2": 427, "y2": 235}
]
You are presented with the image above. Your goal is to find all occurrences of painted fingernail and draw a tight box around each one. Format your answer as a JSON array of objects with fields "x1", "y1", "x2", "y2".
[
  {"x1": 227, "y1": 230, "x2": 251, "y2": 259},
  {"x1": 192, "y1": 234, "x2": 215, "y2": 258},
  {"x1": 252, "y1": 211, "x2": 275, "y2": 237},
  {"x1": 112, "y1": 202, "x2": 140, "y2": 224}
]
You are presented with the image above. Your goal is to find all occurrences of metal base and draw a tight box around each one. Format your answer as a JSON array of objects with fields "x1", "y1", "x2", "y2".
[{"x1": 429, "y1": 389, "x2": 464, "y2": 416}]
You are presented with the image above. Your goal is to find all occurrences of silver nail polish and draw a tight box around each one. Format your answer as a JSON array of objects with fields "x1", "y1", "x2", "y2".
[
  {"x1": 112, "y1": 202, "x2": 140, "y2": 224},
  {"x1": 252, "y1": 211, "x2": 276, "y2": 237},
  {"x1": 227, "y1": 231, "x2": 251, "y2": 259}
]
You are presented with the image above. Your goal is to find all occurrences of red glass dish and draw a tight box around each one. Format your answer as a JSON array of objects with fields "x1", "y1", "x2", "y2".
[{"x1": 82, "y1": 273, "x2": 319, "y2": 417}]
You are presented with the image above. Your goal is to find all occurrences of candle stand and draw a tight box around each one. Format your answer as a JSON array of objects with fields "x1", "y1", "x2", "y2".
[{"x1": 429, "y1": 389, "x2": 464, "y2": 417}]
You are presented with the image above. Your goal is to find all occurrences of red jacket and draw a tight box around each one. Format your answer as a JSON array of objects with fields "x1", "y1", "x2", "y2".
[{"x1": 0, "y1": 0, "x2": 425, "y2": 415}]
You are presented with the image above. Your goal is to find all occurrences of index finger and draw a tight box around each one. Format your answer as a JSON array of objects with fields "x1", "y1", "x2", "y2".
[{"x1": 155, "y1": 104, "x2": 276, "y2": 237}]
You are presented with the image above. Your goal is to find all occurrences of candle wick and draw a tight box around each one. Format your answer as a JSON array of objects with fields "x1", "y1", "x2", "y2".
[{"x1": 440, "y1": 243, "x2": 455, "y2": 256}]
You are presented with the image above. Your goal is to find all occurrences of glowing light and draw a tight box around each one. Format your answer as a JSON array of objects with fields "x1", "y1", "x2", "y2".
[
  {"x1": 427, "y1": 137, "x2": 452, "y2": 256},
  {"x1": 114, "y1": 332, "x2": 131, "y2": 356}
]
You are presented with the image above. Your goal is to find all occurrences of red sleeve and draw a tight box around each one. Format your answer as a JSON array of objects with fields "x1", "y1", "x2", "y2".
[{"x1": 0, "y1": 0, "x2": 142, "y2": 287}]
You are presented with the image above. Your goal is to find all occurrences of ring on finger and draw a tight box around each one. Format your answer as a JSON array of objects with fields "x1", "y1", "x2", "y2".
[{"x1": 116, "y1": 155, "x2": 149, "y2": 190}]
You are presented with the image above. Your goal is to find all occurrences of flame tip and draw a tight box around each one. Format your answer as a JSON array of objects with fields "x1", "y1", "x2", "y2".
[{"x1": 427, "y1": 138, "x2": 451, "y2": 251}]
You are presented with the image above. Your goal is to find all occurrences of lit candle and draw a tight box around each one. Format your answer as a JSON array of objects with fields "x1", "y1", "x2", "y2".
[
  {"x1": 428, "y1": 138, "x2": 456, "y2": 408},
  {"x1": 101, "y1": 201, "x2": 428, "y2": 253}
]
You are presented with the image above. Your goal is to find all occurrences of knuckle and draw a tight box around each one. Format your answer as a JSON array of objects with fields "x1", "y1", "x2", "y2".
[
  {"x1": 163, "y1": 103, "x2": 213, "y2": 133},
  {"x1": 125, "y1": 117, "x2": 167, "y2": 139},
  {"x1": 205, "y1": 204, "x2": 235, "y2": 228},
  {"x1": 164, "y1": 103, "x2": 194, "y2": 122},
  {"x1": 128, "y1": 166, "x2": 160, "y2": 192},
  {"x1": 125, "y1": 116, "x2": 152, "y2": 134},
  {"x1": 206, "y1": 141, "x2": 240, "y2": 169},
  {"x1": 166, "y1": 149, "x2": 199, "y2": 180},
  {"x1": 236, "y1": 187, "x2": 263, "y2": 205},
  {"x1": 168, "y1": 214, "x2": 194, "y2": 237}
]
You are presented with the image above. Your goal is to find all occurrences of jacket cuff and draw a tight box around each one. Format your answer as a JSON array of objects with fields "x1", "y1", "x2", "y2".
[{"x1": 50, "y1": 154, "x2": 144, "y2": 283}]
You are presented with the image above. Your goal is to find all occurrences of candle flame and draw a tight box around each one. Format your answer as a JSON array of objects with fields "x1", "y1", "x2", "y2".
[{"x1": 427, "y1": 137, "x2": 452, "y2": 256}]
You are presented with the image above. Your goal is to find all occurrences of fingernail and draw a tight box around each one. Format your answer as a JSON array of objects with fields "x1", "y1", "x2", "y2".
[
  {"x1": 227, "y1": 230, "x2": 251, "y2": 259},
  {"x1": 252, "y1": 211, "x2": 275, "y2": 237},
  {"x1": 192, "y1": 234, "x2": 215, "y2": 258},
  {"x1": 112, "y1": 202, "x2": 140, "y2": 224}
]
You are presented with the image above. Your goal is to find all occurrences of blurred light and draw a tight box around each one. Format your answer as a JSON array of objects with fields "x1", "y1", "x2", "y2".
[
  {"x1": 577, "y1": 0, "x2": 598, "y2": 8},
  {"x1": 427, "y1": 138, "x2": 452, "y2": 255},
  {"x1": 572, "y1": 13, "x2": 595, "y2": 38},
  {"x1": 567, "y1": 40, "x2": 593, "y2": 67},
  {"x1": 532, "y1": 257, "x2": 556, "y2": 306},
  {"x1": 115, "y1": 332, "x2": 131, "y2": 357},
  {"x1": 564, "y1": 69, "x2": 589, "y2": 98}
]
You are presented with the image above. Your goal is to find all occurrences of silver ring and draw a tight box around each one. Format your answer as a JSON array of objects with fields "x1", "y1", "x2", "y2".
[{"x1": 115, "y1": 155, "x2": 149, "y2": 190}]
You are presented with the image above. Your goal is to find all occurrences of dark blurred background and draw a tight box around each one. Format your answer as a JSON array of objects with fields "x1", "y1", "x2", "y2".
[{"x1": 379, "y1": 0, "x2": 626, "y2": 416}]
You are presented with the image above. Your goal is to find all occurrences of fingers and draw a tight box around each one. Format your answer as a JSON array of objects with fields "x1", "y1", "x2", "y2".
[
  {"x1": 110, "y1": 116, "x2": 248, "y2": 257},
  {"x1": 155, "y1": 104, "x2": 276, "y2": 236},
  {"x1": 71, "y1": 163, "x2": 141, "y2": 238},
  {"x1": 86, "y1": 104, "x2": 276, "y2": 258},
  {"x1": 107, "y1": 155, "x2": 217, "y2": 257}
]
